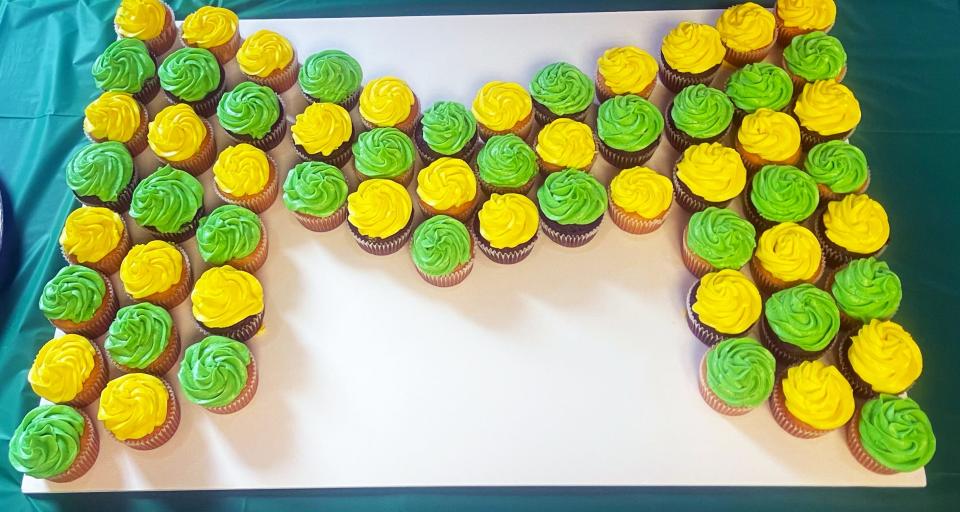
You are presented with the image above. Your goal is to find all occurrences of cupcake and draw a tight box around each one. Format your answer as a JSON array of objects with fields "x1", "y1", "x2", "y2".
[
  {"x1": 283, "y1": 161, "x2": 349, "y2": 232},
  {"x1": 211, "y1": 144, "x2": 279, "y2": 213},
  {"x1": 197, "y1": 205, "x2": 268, "y2": 273},
  {"x1": 129, "y1": 165, "x2": 204, "y2": 242},
  {"x1": 830, "y1": 257, "x2": 902, "y2": 328},
  {"x1": 352, "y1": 127, "x2": 416, "y2": 185},
  {"x1": 358, "y1": 76, "x2": 420, "y2": 134},
  {"x1": 536, "y1": 118, "x2": 597, "y2": 174},
  {"x1": 736, "y1": 108, "x2": 802, "y2": 173},
  {"x1": 770, "y1": 360, "x2": 853, "y2": 438},
  {"x1": 39, "y1": 265, "x2": 117, "y2": 338},
  {"x1": 217, "y1": 82, "x2": 287, "y2": 151},
  {"x1": 664, "y1": 85, "x2": 732, "y2": 153},
  {"x1": 715, "y1": 2, "x2": 778, "y2": 66},
  {"x1": 60, "y1": 206, "x2": 131, "y2": 275},
  {"x1": 416, "y1": 158, "x2": 479, "y2": 222},
  {"x1": 782, "y1": 31, "x2": 846, "y2": 89},
  {"x1": 410, "y1": 215, "x2": 475, "y2": 287},
  {"x1": 298, "y1": 50, "x2": 363, "y2": 110},
  {"x1": 682, "y1": 207, "x2": 756, "y2": 277},
  {"x1": 180, "y1": 6, "x2": 243, "y2": 65},
  {"x1": 724, "y1": 62, "x2": 793, "y2": 122},
  {"x1": 475, "y1": 134, "x2": 538, "y2": 195},
  {"x1": 804, "y1": 140, "x2": 870, "y2": 201},
  {"x1": 158, "y1": 47, "x2": 225, "y2": 118},
  {"x1": 607, "y1": 166, "x2": 673, "y2": 234},
  {"x1": 179, "y1": 335, "x2": 258, "y2": 414},
  {"x1": 595, "y1": 46, "x2": 659, "y2": 103},
  {"x1": 98, "y1": 373, "x2": 179, "y2": 450},
  {"x1": 759, "y1": 284, "x2": 839, "y2": 362},
  {"x1": 536, "y1": 169, "x2": 607, "y2": 248},
  {"x1": 659, "y1": 22, "x2": 726, "y2": 93},
  {"x1": 346, "y1": 179, "x2": 414, "y2": 255},
  {"x1": 291, "y1": 102, "x2": 353, "y2": 166},
  {"x1": 475, "y1": 193, "x2": 539, "y2": 264},
  {"x1": 192, "y1": 266, "x2": 265, "y2": 342},
  {"x1": 529, "y1": 62, "x2": 595, "y2": 125},
  {"x1": 793, "y1": 79, "x2": 861, "y2": 149},
  {"x1": 415, "y1": 101, "x2": 479, "y2": 165},
  {"x1": 114, "y1": 0, "x2": 176, "y2": 57},
  {"x1": 105, "y1": 303, "x2": 180, "y2": 376},
  {"x1": 29, "y1": 334, "x2": 108, "y2": 408},
  {"x1": 815, "y1": 193, "x2": 889, "y2": 266},
  {"x1": 775, "y1": 0, "x2": 837, "y2": 44},
  {"x1": 8, "y1": 405, "x2": 99, "y2": 483},
  {"x1": 838, "y1": 320, "x2": 922, "y2": 398},
  {"x1": 83, "y1": 91, "x2": 148, "y2": 156},
  {"x1": 743, "y1": 164, "x2": 819, "y2": 231},
  {"x1": 471, "y1": 81, "x2": 534, "y2": 140},
  {"x1": 236, "y1": 29, "x2": 299, "y2": 93},
  {"x1": 699, "y1": 338, "x2": 775, "y2": 416},
  {"x1": 751, "y1": 223, "x2": 824, "y2": 293},
  {"x1": 596, "y1": 95, "x2": 664, "y2": 168},
  {"x1": 847, "y1": 395, "x2": 936, "y2": 474},
  {"x1": 66, "y1": 142, "x2": 137, "y2": 212},
  {"x1": 686, "y1": 269, "x2": 762, "y2": 346},
  {"x1": 672, "y1": 142, "x2": 747, "y2": 212},
  {"x1": 92, "y1": 38, "x2": 159, "y2": 103},
  {"x1": 119, "y1": 240, "x2": 192, "y2": 309},
  {"x1": 147, "y1": 104, "x2": 217, "y2": 175}
]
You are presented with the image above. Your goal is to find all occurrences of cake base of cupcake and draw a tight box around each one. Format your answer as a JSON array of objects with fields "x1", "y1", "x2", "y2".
[
  {"x1": 143, "y1": 207, "x2": 205, "y2": 244},
  {"x1": 75, "y1": 170, "x2": 139, "y2": 214},
  {"x1": 415, "y1": 245, "x2": 475, "y2": 288},
  {"x1": 685, "y1": 282, "x2": 745, "y2": 347},
  {"x1": 723, "y1": 41, "x2": 776, "y2": 68},
  {"x1": 227, "y1": 220, "x2": 270, "y2": 274},
  {"x1": 597, "y1": 138, "x2": 658, "y2": 169},
  {"x1": 698, "y1": 355, "x2": 753, "y2": 416},
  {"x1": 121, "y1": 379, "x2": 180, "y2": 451},
  {"x1": 215, "y1": 155, "x2": 280, "y2": 214},
  {"x1": 65, "y1": 341, "x2": 109, "y2": 408},
  {"x1": 131, "y1": 244, "x2": 193, "y2": 310},
  {"x1": 477, "y1": 113, "x2": 534, "y2": 142},
  {"x1": 477, "y1": 174, "x2": 536, "y2": 196},
  {"x1": 159, "y1": 118, "x2": 218, "y2": 176},
  {"x1": 769, "y1": 376, "x2": 831, "y2": 439},
  {"x1": 749, "y1": 255, "x2": 825, "y2": 296},
  {"x1": 813, "y1": 212, "x2": 887, "y2": 267},
  {"x1": 775, "y1": 13, "x2": 834, "y2": 46},
  {"x1": 48, "y1": 409, "x2": 99, "y2": 483},
  {"x1": 672, "y1": 170, "x2": 732, "y2": 213},
  {"x1": 417, "y1": 197, "x2": 478, "y2": 224},
  {"x1": 539, "y1": 156, "x2": 596, "y2": 175},
  {"x1": 734, "y1": 137, "x2": 801, "y2": 174},
  {"x1": 185, "y1": 30, "x2": 244, "y2": 66},
  {"x1": 664, "y1": 102, "x2": 730, "y2": 153},
  {"x1": 414, "y1": 124, "x2": 480, "y2": 166},
  {"x1": 63, "y1": 221, "x2": 132, "y2": 276},
  {"x1": 845, "y1": 408, "x2": 899, "y2": 475},
  {"x1": 348, "y1": 215, "x2": 414, "y2": 256},
  {"x1": 608, "y1": 197, "x2": 668, "y2": 234},
  {"x1": 227, "y1": 106, "x2": 289, "y2": 153},
  {"x1": 293, "y1": 204, "x2": 348, "y2": 232},
  {"x1": 294, "y1": 139, "x2": 353, "y2": 169},
  {"x1": 199, "y1": 311, "x2": 264, "y2": 343},
  {"x1": 113, "y1": 328, "x2": 181, "y2": 377},
  {"x1": 474, "y1": 219, "x2": 537, "y2": 265},
  {"x1": 120, "y1": 3, "x2": 176, "y2": 58},
  {"x1": 680, "y1": 226, "x2": 722, "y2": 278},
  {"x1": 86, "y1": 100, "x2": 149, "y2": 157},
  {"x1": 51, "y1": 274, "x2": 118, "y2": 339},
  {"x1": 355, "y1": 167, "x2": 414, "y2": 187},
  {"x1": 799, "y1": 125, "x2": 853, "y2": 152},
  {"x1": 596, "y1": 71, "x2": 655, "y2": 103},
  {"x1": 246, "y1": 57, "x2": 301, "y2": 94},
  {"x1": 531, "y1": 99, "x2": 589, "y2": 127},
  {"x1": 360, "y1": 95, "x2": 421, "y2": 136},
  {"x1": 816, "y1": 168, "x2": 869, "y2": 202},
  {"x1": 133, "y1": 76, "x2": 161, "y2": 105},
  {"x1": 538, "y1": 213, "x2": 602, "y2": 248},
  {"x1": 758, "y1": 316, "x2": 834, "y2": 364},
  {"x1": 834, "y1": 335, "x2": 895, "y2": 399},
  {"x1": 658, "y1": 57, "x2": 720, "y2": 93},
  {"x1": 207, "y1": 359, "x2": 260, "y2": 415},
  {"x1": 302, "y1": 87, "x2": 361, "y2": 113},
  {"x1": 163, "y1": 65, "x2": 226, "y2": 118}
]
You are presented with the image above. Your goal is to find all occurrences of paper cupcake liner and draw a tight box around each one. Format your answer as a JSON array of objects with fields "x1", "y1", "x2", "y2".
[
  {"x1": 597, "y1": 138, "x2": 658, "y2": 169},
  {"x1": 144, "y1": 206, "x2": 204, "y2": 244},
  {"x1": 476, "y1": 236, "x2": 537, "y2": 265},
  {"x1": 734, "y1": 137, "x2": 801, "y2": 174},
  {"x1": 127, "y1": 102, "x2": 150, "y2": 157},
  {"x1": 723, "y1": 41, "x2": 775, "y2": 68},
  {"x1": 246, "y1": 54, "x2": 300, "y2": 94},
  {"x1": 538, "y1": 154, "x2": 596, "y2": 175},
  {"x1": 123, "y1": 4, "x2": 176, "y2": 58},
  {"x1": 207, "y1": 358, "x2": 259, "y2": 415},
  {"x1": 133, "y1": 76, "x2": 161, "y2": 104},
  {"x1": 48, "y1": 410, "x2": 99, "y2": 483},
  {"x1": 293, "y1": 139, "x2": 352, "y2": 168},
  {"x1": 783, "y1": 53, "x2": 846, "y2": 91},
  {"x1": 749, "y1": 254, "x2": 824, "y2": 296},
  {"x1": 216, "y1": 154, "x2": 279, "y2": 215},
  {"x1": 134, "y1": 243, "x2": 192, "y2": 310},
  {"x1": 113, "y1": 328, "x2": 181, "y2": 377},
  {"x1": 164, "y1": 67, "x2": 226, "y2": 118},
  {"x1": 531, "y1": 99, "x2": 588, "y2": 127},
  {"x1": 658, "y1": 57, "x2": 719, "y2": 93},
  {"x1": 758, "y1": 316, "x2": 833, "y2": 364},
  {"x1": 671, "y1": 169, "x2": 732, "y2": 213},
  {"x1": 355, "y1": 167, "x2": 414, "y2": 187},
  {"x1": 846, "y1": 408, "x2": 899, "y2": 475},
  {"x1": 415, "y1": 248, "x2": 475, "y2": 287},
  {"x1": 595, "y1": 71, "x2": 655, "y2": 103},
  {"x1": 477, "y1": 112, "x2": 534, "y2": 142},
  {"x1": 664, "y1": 103, "x2": 731, "y2": 154},
  {"x1": 302, "y1": 86, "x2": 361, "y2": 112},
  {"x1": 122, "y1": 379, "x2": 180, "y2": 450},
  {"x1": 161, "y1": 118, "x2": 217, "y2": 176},
  {"x1": 769, "y1": 376, "x2": 831, "y2": 439},
  {"x1": 360, "y1": 95, "x2": 421, "y2": 136},
  {"x1": 200, "y1": 311, "x2": 264, "y2": 343},
  {"x1": 607, "y1": 197, "x2": 668, "y2": 235},
  {"x1": 698, "y1": 354, "x2": 754, "y2": 416},
  {"x1": 684, "y1": 283, "x2": 737, "y2": 347},
  {"x1": 349, "y1": 216, "x2": 413, "y2": 256},
  {"x1": 775, "y1": 13, "x2": 834, "y2": 46},
  {"x1": 799, "y1": 124, "x2": 852, "y2": 152},
  {"x1": 813, "y1": 212, "x2": 886, "y2": 268},
  {"x1": 477, "y1": 173, "x2": 536, "y2": 196},
  {"x1": 539, "y1": 218, "x2": 600, "y2": 248},
  {"x1": 75, "y1": 170, "x2": 139, "y2": 214},
  {"x1": 183, "y1": 31, "x2": 243, "y2": 66},
  {"x1": 228, "y1": 220, "x2": 269, "y2": 274},
  {"x1": 741, "y1": 191, "x2": 777, "y2": 233},
  {"x1": 680, "y1": 228, "x2": 717, "y2": 278},
  {"x1": 816, "y1": 169, "x2": 869, "y2": 202},
  {"x1": 293, "y1": 204, "x2": 348, "y2": 232},
  {"x1": 226, "y1": 99, "x2": 288, "y2": 152},
  {"x1": 52, "y1": 273, "x2": 118, "y2": 339},
  {"x1": 64, "y1": 221, "x2": 132, "y2": 276},
  {"x1": 417, "y1": 195, "x2": 478, "y2": 224},
  {"x1": 414, "y1": 128, "x2": 480, "y2": 166},
  {"x1": 65, "y1": 341, "x2": 109, "y2": 408}
]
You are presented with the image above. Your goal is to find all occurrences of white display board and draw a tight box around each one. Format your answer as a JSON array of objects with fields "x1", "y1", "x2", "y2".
[{"x1": 23, "y1": 9, "x2": 925, "y2": 493}]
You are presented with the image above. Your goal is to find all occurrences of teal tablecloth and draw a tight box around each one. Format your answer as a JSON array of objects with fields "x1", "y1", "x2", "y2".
[{"x1": 1, "y1": 1, "x2": 958, "y2": 510}]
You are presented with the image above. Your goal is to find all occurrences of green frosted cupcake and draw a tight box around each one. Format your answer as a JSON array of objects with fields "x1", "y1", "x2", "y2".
[
  {"x1": 298, "y1": 50, "x2": 363, "y2": 109},
  {"x1": 66, "y1": 141, "x2": 136, "y2": 212},
  {"x1": 529, "y1": 62, "x2": 595, "y2": 124},
  {"x1": 8, "y1": 405, "x2": 96, "y2": 482},
  {"x1": 782, "y1": 31, "x2": 847, "y2": 87},
  {"x1": 596, "y1": 94, "x2": 664, "y2": 168},
  {"x1": 830, "y1": 257, "x2": 902, "y2": 326},
  {"x1": 197, "y1": 205, "x2": 265, "y2": 272},
  {"x1": 130, "y1": 165, "x2": 204, "y2": 242},
  {"x1": 105, "y1": 303, "x2": 178, "y2": 375},
  {"x1": 744, "y1": 164, "x2": 819, "y2": 229},
  {"x1": 724, "y1": 62, "x2": 793, "y2": 119},
  {"x1": 283, "y1": 161, "x2": 349, "y2": 232},
  {"x1": 158, "y1": 47, "x2": 224, "y2": 117},
  {"x1": 179, "y1": 335, "x2": 257, "y2": 413},
  {"x1": 536, "y1": 169, "x2": 607, "y2": 247},
  {"x1": 699, "y1": 337, "x2": 775, "y2": 415},
  {"x1": 415, "y1": 101, "x2": 479, "y2": 164},
  {"x1": 352, "y1": 127, "x2": 415, "y2": 185},
  {"x1": 410, "y1": 215, "x2": 474, "y2": 287},
  {"x1": 665, "y1": 84, "x2": 733, "y2": 152},
  {"x1": 92, "y1": 38, "x2": 159, "y2": 103},
  {"x1": 760, "y1": 283, "x2": 840, "y2": 363},
  {"x1": 217, "y1": 81, "x2": 286, "y2": 151},
  {"x1": 682, "y1": 207, "x2": 756, "y2": 277},
  {"x1": 39, "y1": 265, "x2": 115, "y2": 338},
  {"x1": 849, "y1": 395, "x2": 936, "y2": 474},
  {"x1": 804, "y1": 140, "x2": 870, "y2": 200},
  {"x1": 475, "y1": 134, "x2": 538, "y2": 194}
]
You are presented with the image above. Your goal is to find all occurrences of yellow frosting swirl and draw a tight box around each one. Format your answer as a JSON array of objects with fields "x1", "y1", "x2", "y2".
[
  {"x1": 661, "y1": 22, "x2": 726, "y2": 74},
  {"x1": 794, "y1": 80, "x2": 861, "y2": 136},
  {"x1": 777, "y1": 0, "x2": 836, "y2": 30},
  {"x1": 120, "y1": 240, "x2": 184, "y2": 299},
  {"x1": 716, "y1": 2, "x2": 777, "y2": 52},
  {"x1": 477, "y1": 193, "x2": 539, "y2": 249},
  {"x1": 97, "y1": 373, "x2": 168, "y2": 441},
  {"x1": 850, "y1": 320, "x2": 922, "y2": 394},
  {"x1": 737, "y1": 108, "x2": 800, "y2": 162},
  {"x1": 597, "y1": 46, "x2": 659, "y2": 95},
  {"x1": 609, "y1": 167, "x2": 673, "y2": 219},
  {"x1": 182, "y1": 6, "x2": 239, "y2": 48},
  {"x1": 192, "y1": 266, "x2": 264, "y2": 328},
  {"x1": 755, "y1": 222, "x2": 822, "y2": 282},
  {"x1": 416, "y1": 157, "x2": 478, "y2": 210},
  {"x1": 114, "y1": 0, "x2": 166, "y2": 40},
  {"x1": 148, "y1": 104, "x2": 206, "y2": 162},
  {"x1": 28, "y1": 334, "x2": 96, "y2": 403},
  {"x1": 347, "y1": 179, "x2": 413, "y2": 238},
  {"x1": 212, "y1": 143, "x2": 270, "y2": 197},
  {"x1": 60, "y1": 207, "x2": 124, "y2": 263},
  {"x1": 471, "y1": 81, "x2": 532, "y2": 131},
  {"x1": 291, "y1": 102, "x2": 353, "y2": 156},
  {"x1": 237, "y1": 30, "x2": 294, "y2": 78},
  {"x1": 692, "y1": 269, "x2": 762, "y2": 335},
  {"x1": 359, "y1": 77, "x2": 415, "y2": 127},
  {"x1": 782, "y1": 360, "x2": 854, "y2": 430},
  {"x1": 676, "y1": 143, "x2": 746, "y2": 202},
  {"x1": 83, "y1": 92, "x2": 142, "y2": 143},
  {"x1": 823, "y1": 194, "x2": 889, "y2": 254},
  {"x1": 536, "y1": 118, "x2": 596, "y2": 169}
]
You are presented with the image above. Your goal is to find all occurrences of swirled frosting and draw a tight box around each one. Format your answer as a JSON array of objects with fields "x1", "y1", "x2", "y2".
[
  {"x1": 147, "y1": 104, "x2": 207, "y2": 162},
  {"x1": 212, "y1": 143, "x2": 270, "y2": 197},
  {"x1": 597, "y1": 46, "x2": 659, "y2": 95},
  {"x1": 158, "y1": 48, "x2": 220, "y2": 102},
  {"x1": 347, "y1": 179, "x2": 413, "y2": 238},
  {"x1": 692, "y1": 269, "x2": 762, "y2": 335},
  {"x1": 119, "y1": 240, "x2": 183, "y2": 299},
  {"x1": 716, "y1": 2, "x2": 776, "y2": 52},
  {"x1": 749, "y1": 165, "x2": 818, "y2": 222},
  {"x1": 725, "y1": 63, "x2": 793, "y2": 113},
  {"x1": 597, "y1": 94, "x2": 664, "y2": 151},
  {"x1": 105, "y1": 303, "x2": 172, "y2": 369},
  {"x1": 237, "y1": 30, "x2": 294, "y2": 78},
  {"x1": 661, "y1": 22, "x2": 725, "y2": 74},
  {"x1": 529, "y1": 62, "x2": 594, "y2": 115},
  {"x1": 755, "y1": 223, "x2": 822, "y2": 282},
  {"x1": 804, "y1": 140, "x2": 868, "y2": 194},
  {"x1": 765, "y1": 284, "x2": 839, "y2": 351},
  {"x1": 676, "y1": 143, "x2": 746, "y2": 202},
  {"x1": 477, "y1": 193, "x2": 539, "y2": 249},
  {"x1": 776, "y1": 0, "x2": 836, "y2": 30},
  {"x1": 299, "y1": 50, "x2": 363, "y2": 102},
  {"x1": 609, "y1": 166, "x2": 673, "y2": 219},
  {"x1": 97, "y1": 373, "x2": 168, "y2": 441},
  {"x1": 782, "y1": 360, "x2": 853, "y2": 430},
  {"x1": 60, "y1": 206, "x2": 124, "y2": 263},
  {"x1": 670, "y1": 85, "x2": 732, "y2": 139},
  {"x1": 421, "y1": 101, "x2": 477, "y2": 155},
  {"x1": 218, "y1": 82, "x2": 281, "y2": 139},
  {"x1": 416, "y1": 158, "x2": 477, "y2": 210},
  {"x1": 197, "y1": 205, "x2": 261, "y2": 265},
  {"x1": 783, "y1": 31, "x2": 846, "y2": 81},
  {"x1": 179, "y1": 335, "x2": 251, "y2": 407},
  {"x1": 114, "y1": 0, "x2": 166, "y2": 40},
  {"x1": 686, "y1": 207, "x2": 756, "y2": 269},
  {"x1": 93, "y1": 38, "x2": 156, "y2": 94},
  {"x1": 39, "y1": 266, "x2": 105, "y2": 323},
  {"x1": 849, "y1": 320, "x2": 922, "y2": 394},
  {"x1": 536, "y1": 118, "x2": 596, "y2": 169},
  {"x1": 858, "y1": 395, "x2": 936, "y2": 472},
  {"x1": 536, "y1": 169, "x2": 607, "y2": 225},
  {"x1": 737, "y1": 108, "x2": 801, "y2": 162},
  {"x1": 66, "y1": 142, "x2": 134, "y2": 202},
  {"x1": 83, "y1": 92, "x2": 141, "y2": 142},
  {"x1": 192, "y1": 266, "x2": 264, "y2": 328},
  {"x1": 291, "y1": 101, "x2": 351, "y2": 156},
  {"x1": 29, "y1": 334, "x2": 96, "y2": 403},
  {"x1": 476, "y1": 134, "x2": 537, "y2": 189},
  {"x1": 823, "y1": 194, "x2": 889, "y2": 254},
  {"x1": 352, "y1": 127, "x2": 415, "y2": 179},
  {"x1": 8, "y1": 405, "x2": 85, "y2": 479},
  {"x1": 130, "y1": 165, "x2": 203, "y2": 233},
  {"x1": 471, "y1": 81, "x2": 532, "y2": 131},
  {"x1": 411, "y1": 215, "x2": 473, "y2": 276},
  {"x1": 831, "y1": 257, "x2": 902, "y2": 323},
  {"x1": 794, "y1": 79, "x2": 861, "y2": 135},
  {"x1": 706, "y1": 338, "x2": 775, "y2": 407},
  {"x1": 283, "y1": 161, "x2": 348, "y2": 217},
  {"x1": 181, "y1": 6, "x2": 239, "y2": 48},
  {"x1": 359, "y1": 76, "x2": 415, "y2": 127}
]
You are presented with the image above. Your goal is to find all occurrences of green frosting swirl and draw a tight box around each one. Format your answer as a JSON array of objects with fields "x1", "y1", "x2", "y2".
[
  {"x1": 39, "y1": 265, "x2": 106, "y2": 323},
  {"x1": 859, "y1": 395, "x2": 936, "y2": 472},
  {"x1": 130, "y1": 165, "x2": 204, "y2": 234},
  {"x1": 706, "y1": 338, "x2": 775, "y2": 408},
  {"x1": 831, "y1": 257, "x2": 902, "y2": 323},
  {"x1": 92, "y1": 38, "x2": 156, "y2": 94},
  {"x1": 725, "y1": 63, "x2": 793, "y2": 114},
  {"x1": 749, "y1": 165, "x2": 819, "y2": 223},
  {"x1": 352, "y1": 127, "x2": 415, "y2": 178},
  {"x1": 686, "y1": 207, "x2": 756, "y2": 269},
  {"x1": 783, "y1": 31, "x2": 847, "y2": 81},
  {"x1": 105, "y1": 303, "x2": 173, "y2": 369},
  {"x1": 536, "y1": 169, "x2": 607, "y2": 225},
  {"x1": 217, "y1": 82, "x2": 281, "y2": 139},
  {"x1": 178, "y1": 335, "x2": 252, "y2": 408},
  {"x1": 765, "y1": 284, "x2": 840, "y2": 351},
  {"x1": 804, "y1": 140, "x2": 869, "y2": 194},
  {"x1": 597, "y1": 94, "x2": 664, "y2": 151},
  {"x1": 8, "y1": 405, "x2": 84, "y2": 479},
  {"x1": 420, "y1": 101, "x2": 477, "y2": 155},
  {"x1": 197, "y1": 205, "x2": 261, "y2": 264},
  {"x1": 282, "y1": 161, "x2": 348, "y2": 217},
  {"x1": 670, "y1": 85, "x2": 733, "y2": 139},
  {"x1": 66, "y1": 142, "x2": 134, "y2": 202},
  {"x1": 529, "y1": 62, "x2": 594, "y2": 115},
  {"x1": 476, "y1": 134, "x2": 537, "y2": 188},
  {"x1": 298, "y1": 50, "x2": 363, "y2": 103},
  {"x1": 158, "y1": 48, "x2": 220, "y2": 102},
  {"x1": 411, "y1": 215, "x2": 472, "y2": 276}
]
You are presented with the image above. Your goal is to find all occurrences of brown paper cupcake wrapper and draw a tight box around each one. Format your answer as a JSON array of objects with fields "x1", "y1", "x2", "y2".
[
  {"x1": 128, "y1": 102, "x2": 150, "y2": 157},
  {"x1": 133, "y1": 243, "x2": 193, "y2": 309},
  {"x1": 658, "y1": 59, "x2": 719, "y2": 93},
  {"x1": 133, "y1": 76, "x2": 161, "y2": 104},
  {"x1": 76, "y1": 170, "x2": 139, "y2": 214},
  {"x1": 302, "y1": 86, "x2": 361, "y2": 113},
  {"x1": 769, "y1": 377, "x2": 831, "y2": 439},
  {"x1": 293, "y1": 204, "x2": 348, "y2": 232},
  {"x1": 799, "y1": 124, "x2": 853, "y2": 151},
  {"x1": 355, "y1": 167, "x2": 413, "y2": 187},
  {"x1": 595, "y1": 71, "x2": 655, "y2": 103},
  {"x1": 228, "y1": 220, "x2": 269, "y2": 274},
  {"x1": 664, "y1": 103, "x2": 731, "y2": 154},
  {"x1": 52, "y1": 274, "x2": 118, "y2": 339},
  {"x1": 597, "y1": 138, "x2": 658, "y2": 169},
  {"x1": 200, "y1": 311, "x2": 264, "y2": 343},
  {"x1": 294, "y1": 139, "x2": 352, "y2": 168},
  {"x1": 65, "y1": 342, "x2": 109, "y2": 408},
  {"x1": 113, "y1": 327, "x2": 181, "y2": 377},
  {"x1": 477, "y1": 236, "x2": 536, "y2": 265},
  {"x1": 685, "y1": 283, "x2": 737, "y2": 347},
  {"x1": 417, "y1": 196, "x2": 478, "y2": 224},
  {"x1": 477, "y1": 111, "x2": 534, "y2": 142},
  {"x1": 216, "y1": 154, "x2": 279, "y2": 214},
  {"x1": 161, "y1": 118, "x2": 217, "y2": 176},
  {"x1": 539, "y1": 219, "x2": 600, "y2": 248},
  {"x1": 48, "y1": 410, "x2": 99, "y2": 483},
  {"x1": 680, "y1": 226, "x2": 718, "y2": 278},
  {"x1": 360, "y1": 95, "x2": 421, "y2": 136},
  {"x1": 144, "y1": 207, "x2": 204, "y2": 244},
  {"x1": 163, "y1": 67, "x2": 226, "y2": 118},
  {"x1": 723, "y1": 41, "x2": 775, "y2": 68},
  {"x1": 846, "y1": 408, "x2": 899, "y2": 475},
  {"x1": 415, "y1": 129, "x2": 480, "y2": 167},
  {"x1": 64, "y1": 221, "x2": 132, "y2": 276},
  {"x1": 776, "y1": 13, "x2": 834, "y2": 46},
  {"x1": 226, "y1": 101, "x2": 288, "y2": 152},
  {"x1": 246, "y1": 55, "x2": 300, "y2": 94},
  {"x1": 749, "y1": 255, "x2": 824, "y2": 296},
  {"x1": 758, "y1": 316, "x2": 833, "y2": 364},
  {"x1": 671, "y1": 169, "x2": 732, "y2": 213},
  {"x1": 207, "y1": 358, "x2": 260, "y2": 414},
  {"x1": 741, "y1": 191, "x2": 777, "y2": 233},
  {"x1": 698, "y1": 354, "x2": 754, "y2": 416},
  {"x1": 735, "y1": 138, "x2": 802, "y2": 174},
  {"x1": 416, "y1": 258, "x2": 475, "y2": 288},
  {"x1": 122, "y1": 379, "x2": 180, "y2": 450},
  {"x1": 478, "y1": 176, "x2": 536, "y2": 196},
  {"x1": 183, "y1": 31, "x2": 243, "y2": 66},
  {"x1": 531, "y1": 99, "x2": 589, "y2": 127},
  {"x1": 817, "y1": 169, "x2": 869, "y2": 202},
  {"x1": 608, "y1": 198, "x2": 668, "y2": 235},
  {"x1": 349, "y1": 218, "x2": 413, "y2": 256}
]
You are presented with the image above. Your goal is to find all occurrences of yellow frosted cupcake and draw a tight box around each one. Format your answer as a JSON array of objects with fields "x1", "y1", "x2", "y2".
[
  {"x1": 29, "y1": 334, "x2": 108, "y2": 408},
  {"x1": 771, "y1": 360, "x2": 854, "y2": 438},
  {"x1": 98, "y1": 373, "x2": 179, "y2": 450},
  {"x1": 686, "y1": 269, "x2": 762, "y2": 346},
  {"x1": 415, "y1": 157, "x2": 479, "y2": 222},
  {"x1": 750, "y1": 222, "x2": 824, "y2": 292},
  {"x1": 346, "y1": 179, "x2": 414, "y2": 255},
  {"x1": 60, "y1": 206, "x2": 131, "y2": 275},
  {"x1": 608, "y1": 167, "x2": 674, "y2": 234},
  {"x1": 838, "y1": 319, "x2": 922, "y2": 397},
  {"x1": 673, "y1": 142, "x2": 746, "y2": 212},
  {"x1": 471, "y1": 81, "x2": 534, "y2": 140},
  {"x1": 359, "y1": 76, "x2": 420, "y2": 135},
  {"x1": 212, "y1": 144, "x2": 278, "y2": 214},
  {"x1": 659, "y1": 22, "x2": 726, "y2": 92},
  {"x1": 775, "y1": 0, "x2": 837, "y2": 44},
  {"x1": 181, "y1": 6, "x2": 242, "y2": 64},
  {"x1": 83, "y1": 91, "x2": 148, "y2": 156},
  {"x1": 114, "y1": 0, "x2": 176, "y2": 57},
  {"x1": 237, "y1": 29, "x2": 299, "y2": 93},
  {"x1": 715, "y1": 2, "x2": 778, "y2": 66},
  {"x1": 816, "y1": 193, "x2": 890, "y2": 265},
  {"x1": 147, "y1": 104, "x2": 216, "y2": 175},
  {"x1": 475, "y1": 193, "x2": 540, "y2": 264},
  {"x1": 191, "y1": 265, "x2": 265, "y2": 341},
  {"x1": 596, "y1": 46, "x2": 659, "y2": 102},
  {"x1": 793, "y1": 79, "x2": 861, "y2": 149},
  {"x1": 119, "y1": 240, "x2": 191, "y2": 309},
  {"x1": 736, "y1": 108, "x2": 802, "y2": 172},
  {"x1": 291, "y1": 102, "x2": 354, "y2": 167},
  {"x1": 535, "y1": 118, "x2": 596, "y2": 174}
]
